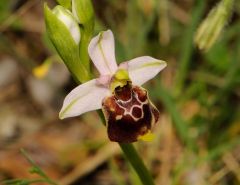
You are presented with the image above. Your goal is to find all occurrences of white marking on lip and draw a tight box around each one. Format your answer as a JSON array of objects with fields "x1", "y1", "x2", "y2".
[
  {"x1": 116, "y1": 115, "x2": 123, "y2": 120},
  {"x1": 114, "y1": 86, "x2": 150, "y2": 122}
]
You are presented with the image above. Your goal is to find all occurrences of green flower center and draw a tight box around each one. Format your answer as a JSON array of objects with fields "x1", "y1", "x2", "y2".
[{"x1": 110, "y1": 69, "x2": 130, "y2": 92}]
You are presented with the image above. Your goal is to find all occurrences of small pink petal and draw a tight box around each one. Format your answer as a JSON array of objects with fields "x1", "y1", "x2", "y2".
[
  {"x1": 118, "y1": 62, "x2": 129, "y2": 70},
  {"x1": 96, "y1": 75, "x2": 112, "y2": 87}
]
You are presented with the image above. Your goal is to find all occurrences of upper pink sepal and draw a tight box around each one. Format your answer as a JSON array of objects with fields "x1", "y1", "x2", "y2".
[{"x1": 88, "y1": 30, "x2": 118, "y2": 76}]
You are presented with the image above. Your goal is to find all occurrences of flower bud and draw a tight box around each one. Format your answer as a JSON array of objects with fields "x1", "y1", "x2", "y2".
[
  {"x1": 44, "y1": 4, "x2": 90, "y2": 83},
  {"x1": 72, "y1": 0, "x2": 94, "y2": 29},
  {"x1": 56, "y1": 0, "x2": 71, "y2": 9},
  {"x1": 53, "y1": 5, "x2": 80, "y2": 44},
  {"x1": 194, "y1": 0, "x2": 234, "y2": 51}
]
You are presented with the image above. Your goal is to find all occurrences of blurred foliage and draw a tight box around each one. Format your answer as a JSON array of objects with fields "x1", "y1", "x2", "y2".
[
  {"x1": 0, "y1": 1, "x2": 10, "y2": 22},
  {"x1": 3, "y1": 149, "x2": 58, "y2": 185},
  {"x1": 0, "y1": 0, "x2": 239, "y2": 185}
]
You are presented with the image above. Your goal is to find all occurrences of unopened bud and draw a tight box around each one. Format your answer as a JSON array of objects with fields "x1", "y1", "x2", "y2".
[
  {"x1": 72, "y1": 0, "x2": 94, "y2": 30},
  {"x1": 53, "y1": 5, "x2": 80, "y2": 44},
  {"x1": 44, "y1": 3, "x2": 90, "y2": 83},
  {"x1": 194, "y1": 0, "x2": 234, "y2": 51}
]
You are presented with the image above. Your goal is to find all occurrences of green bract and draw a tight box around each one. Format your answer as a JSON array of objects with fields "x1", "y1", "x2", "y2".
[
  {"x1": 44, "y1": 4, "x2": 90, "y2": 83},
  {"x1": 72, "y1": 0, "x2": 94, "y2": 29},
  {"x1": 56, "y1": 0, "x2": 71, "y2": 9},
  {"x1": 72, "y1": 0, "x2": 95, "y2": 76}
]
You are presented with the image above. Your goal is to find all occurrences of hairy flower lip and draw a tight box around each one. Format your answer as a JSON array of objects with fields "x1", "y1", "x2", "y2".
[
  {"x1": 59, "y1": 29, "x2": 166, "y2": 121},
  {"x1": 103, "y1": 84, "x2": 159, "y2": 143}
]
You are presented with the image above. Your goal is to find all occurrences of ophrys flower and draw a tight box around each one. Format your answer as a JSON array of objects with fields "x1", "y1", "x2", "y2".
[{"x1": 60, "y1": 30, "x2": 167, "y2": 143}]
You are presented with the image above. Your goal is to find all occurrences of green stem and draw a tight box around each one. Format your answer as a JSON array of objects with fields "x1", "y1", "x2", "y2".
[{"x1": 97, "y1": 110, "x2": 155, "y2": 185}]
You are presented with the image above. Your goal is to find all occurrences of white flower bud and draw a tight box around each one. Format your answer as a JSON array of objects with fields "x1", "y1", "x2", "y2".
[{"x1": 53, "y1": 5, "x2": 80, "y2": 44}]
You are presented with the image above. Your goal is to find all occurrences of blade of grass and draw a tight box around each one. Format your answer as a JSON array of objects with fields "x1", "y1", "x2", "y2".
[
  {"x1": 20, "y1": 149, "x2": 58, "y2": 185},
  {"x1": 125, "y1": 0, "x2": 156, "y2": 58},
  {"x1": 109, "y1": 158, "x2": 126, "y2": 185},
  {"x1": 212, "y1": 36, "x2": 240, "y2": 105},
  {"x1": 174, "y1": 0, "x2": 206, "y2": 96},
  {"x1": 150, "y1": 83, "x2": 194, "y2": 150},
  {"x1": 202, "y1": 137, "x2": 240, "y2": 163}
]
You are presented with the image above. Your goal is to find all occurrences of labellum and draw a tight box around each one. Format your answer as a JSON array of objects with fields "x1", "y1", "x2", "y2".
[{"x1": 102, "y1": 81, "x2": 159, "y2": 143}]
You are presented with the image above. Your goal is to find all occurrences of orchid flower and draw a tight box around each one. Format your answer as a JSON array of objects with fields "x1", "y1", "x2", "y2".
[{"x1": 59, "y1": 30, "x2": 167, "y2": 143}]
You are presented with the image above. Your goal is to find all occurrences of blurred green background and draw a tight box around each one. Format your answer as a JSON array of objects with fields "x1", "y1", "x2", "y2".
[{"x1": 0, "y1": 0, "x2": 239, "y2": 185}]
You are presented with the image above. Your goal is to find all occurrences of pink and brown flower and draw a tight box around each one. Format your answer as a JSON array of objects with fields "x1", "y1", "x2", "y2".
[{"x1": 59, "y1": 30, "x2": 167, "y2": 143}]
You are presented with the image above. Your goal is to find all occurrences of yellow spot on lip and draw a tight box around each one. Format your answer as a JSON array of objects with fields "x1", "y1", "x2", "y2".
[
  {"x1": 110, "y1": 107, "x2": 115, "y2": 112},
  {"x1": 138, "y1": 131, "x2": 155, "y2": 142}
]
